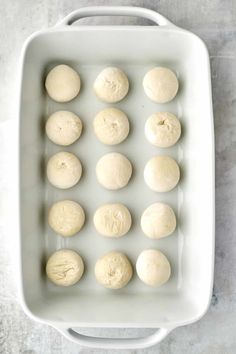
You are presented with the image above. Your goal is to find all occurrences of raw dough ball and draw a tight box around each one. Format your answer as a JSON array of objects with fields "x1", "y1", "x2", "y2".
[
  {"x1": 144, "y1": 155, "x2": 180, "y2": 192},
  {"x1": 141, "y1": 203, "x2": 176, "y2": 239},
  {"x1": 48, "y1": 200, "x2": 85, "y2": 237},
  {"x1": 145, "y1": 112, "x2": 181, "y2": 148},
  {"x1": 45, "y1": 64, "x2": 81, "y2": 102},
  {"x1": 94, "y1": 67, "x2": 129, "y2": 103},
  {"x1": 94, "y1": 203, "x2": 132, "y2": 238},
  {"x1": 143, "y1": 67, "x2": 179, "y2": 103},
  {"x1": 96, "y1": 153, "x2": 132, "y2": 190},
  {"x1": 47, "y1": 152, "x2": 82, "y2": 189},
  {"x1": 46, "y1": 249, "x2": 84, "y2": 286},
  {"x1": 136, "y1": 249, "x2": 171, "y2": 287},
  {"x1": 93, "y1": 108, "x2": 130, "y2": 145},
  {"x1": 95, "y1": 251, "x2": 133, "y2": 289},
  {"x1": 46, "y1": 110, "x2": 82, "y2": 146}
]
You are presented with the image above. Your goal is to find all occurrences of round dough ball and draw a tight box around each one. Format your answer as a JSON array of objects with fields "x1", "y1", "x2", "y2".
[
  {"x1": 94, "y1": 203, "x2": 132, "y2": 238},
  {"x1": 143, "y1": 67, "x2": 179, "y2": 103},
  {"x1": 95, "y1": 251, "x2": 133, "y2": 289},
  {"x1": 46, "y1": 249, "x2": 84, "y2": 286},
  {"x1": 144, "y1": 155, "x2": 180, "y2": 192},
  {"x1": 136, "y1": 249, "x2": 171, "y2": 287},
  {"x1": 94, "y1": 67, "x2": 129, "y2": 103},
  {"x1": 48, "y1": 200, "x2": 85, "y2": 237},
  {"x1": 145, "y1": 112, "x2": 181, "y2": 148},
  {"x1": 47, "y1": 152, "x2": 82, "y2": 189},
  {"x1": 96, "y1": 153, "x2": 132, "y2": 190},
  {"x1": 93, "y1": 108, "x2": 130, "y2": 145},
  {"x1": 46, "y1": 110, "x2": 82, "y2": 146},
  {"x1": 141, "y1": 203, "x2": 176, "y2": 239},
  {"x1": 45, "y1": 64, "x2": 81, "y2": 102}
]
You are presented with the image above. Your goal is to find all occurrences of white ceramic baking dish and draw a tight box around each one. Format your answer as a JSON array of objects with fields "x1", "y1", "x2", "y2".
[{"x1": 17, "y1": 6, "x2": 215, "y2": 350}]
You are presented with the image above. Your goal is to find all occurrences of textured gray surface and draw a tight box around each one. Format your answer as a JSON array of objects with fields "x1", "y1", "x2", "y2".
[{"x1": 0, "y1": 0, "x2": 236, "y2": 353}]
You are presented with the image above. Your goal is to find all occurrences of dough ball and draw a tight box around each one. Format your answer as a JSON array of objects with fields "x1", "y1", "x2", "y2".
[
  {"x1": 45, "y1": 64, "x2": 81, "y2": 102},
  {"x1": 94, "y1": 203, "x2": 132, "y2": 238},
  {"x1": 143, "y1": 67, "x2": 179, "y2": 103},
  {"x1": 95, "y1": 251, "x2": 133, "y2": 289},
  {"x1": 141, "y1": 203, "x2": 176, "y2": 239},
  {"x1": 136, "y1": 249, "x2": 171, "y2": 287},
  {"x1": 47, "y1": 152, "x2": 82, "y2": 189},
  {"x1": 48, "y1": 200, "x2": 85, "y2": 237},
  {"x1": 46, "y1": 110, "x2": 82, "y2": 146},
  {"x1": 96, "y1": 153, "x2": 132, "y2": 190},
  {"x1": 144, "y1": 155, "x2": 180, "y2": 192},
  {"x1": 145, "y1": 112, "x2": 181, "y2": 148},
  {"x1": 93, "y1": 108, "x2": 130, "y2": 145},
  {"x1": 46, "y1": 249, "x2": 84, "y2": 286},
  {"x1": 94, "y1": 67, "x2": 129, "y2": 103}
]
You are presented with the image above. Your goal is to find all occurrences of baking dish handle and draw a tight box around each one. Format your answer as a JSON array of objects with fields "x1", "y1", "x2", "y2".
[
  {"x1": 57, "y1": 6, "x2": 173, "y2": 27},
  {"x1": 56, "y1": 326, "x2": 173, "y2": 349}
]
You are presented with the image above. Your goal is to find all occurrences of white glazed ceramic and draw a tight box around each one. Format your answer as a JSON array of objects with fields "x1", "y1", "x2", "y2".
[{"x1": 18, "y1": 6, "x2": 215, "y2": 349}]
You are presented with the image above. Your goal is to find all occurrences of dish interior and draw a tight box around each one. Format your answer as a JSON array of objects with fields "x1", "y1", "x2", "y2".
[{"x1": 20, "y1": 27, "x2": 214, "y2": 326}]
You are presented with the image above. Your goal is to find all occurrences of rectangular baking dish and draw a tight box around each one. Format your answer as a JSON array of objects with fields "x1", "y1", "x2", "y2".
[{"x1": 18, "y1": 6, "x2": 215, "y2": 350}]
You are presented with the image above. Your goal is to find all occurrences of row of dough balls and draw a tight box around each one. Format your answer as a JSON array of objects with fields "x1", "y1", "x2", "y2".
[
  {"x1": 46, "y1": 249, "x2": 171, "y2": 288},
  {"x1": 48, "y1": 200, "x2": 176, "y2": 239},
  {"x1": 45, "y1": 64, "x2": 179, "y2": 104},
  {"x1": 46, "y1": 109, "x2": 181, "y2": 148},
  {"x1": 47, "y1": 152, "x2": 180, "y2": 192}
]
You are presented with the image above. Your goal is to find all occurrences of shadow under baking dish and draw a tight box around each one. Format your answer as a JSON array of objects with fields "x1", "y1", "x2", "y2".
[{"x1": 19, "y1": 27, "x2": 214, "y2": 326}]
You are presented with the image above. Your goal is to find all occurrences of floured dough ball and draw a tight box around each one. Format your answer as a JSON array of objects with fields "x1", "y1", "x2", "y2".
[
  {"x1": 95, "y1": 251, "x2": 133, "y2": 289},
  {"x1": 45, "y1": 64, "x2": 81, "y2": 102},
  {"x1": 47, "y1": 152, "x2": 82, "y2": 189},
  {"x1": 96, "y1": 153, "x2": 132, "y2": 190},
  {"x1": 94, "y1": 67, "x2": 129, "y2": 103},
  {"x1": 141, "y1": 203, "x2": 176, "y2": 239},
  {"x1": 46, "y1": 249, "x2": 84, "y2": 286},
  {"x1": 144, "y1": 155, "x2": 180, "y2": 192},
  {"x1": 136, "y1": 249, "x2": 171, "y2": 287},
  {"x1": 94, "y1": 203, "x2": 132, "y2": 238},
  {"x1": 93, "y1": 108, "x2": 130, "y2": 145},
  {"x1": 48, "y1": 200, "x2": 85, "y2": 237},
  {"x1": 143, "y1": 67, "x2": 179, "y2": 103},
  {"x1": 145, "y1": 112, "x2": 181, "y2": 148},
  {"x1": 46, "y1": 110, "x2": 82, "y2": 146}
]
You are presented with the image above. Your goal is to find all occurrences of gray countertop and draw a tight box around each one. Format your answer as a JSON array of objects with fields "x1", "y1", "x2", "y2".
[{"x1": 0, "y1": 0, "x2": 236, "y2": 353}]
